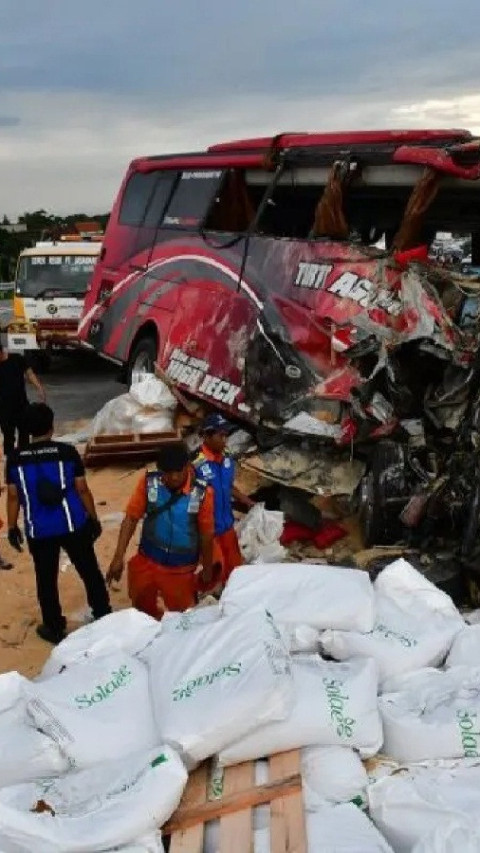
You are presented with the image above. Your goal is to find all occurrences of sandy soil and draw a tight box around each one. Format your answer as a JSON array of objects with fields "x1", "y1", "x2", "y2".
[{"x1": 0, "y1": 454, "x2": 365, "y2": 679}]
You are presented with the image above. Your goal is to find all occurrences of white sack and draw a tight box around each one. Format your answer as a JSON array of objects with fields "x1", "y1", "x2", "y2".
[
  {"x1": 219, "y1": 656, "x2": 382, "y2": 765},
  {"x1": 160, "y1": 605, "x2": 220, "y2": 633},
  {"x1": 446, "y1": 624, "x2": 480, "y2": 668},
  {"x1": 91, "y1": 376, "x2": 175, "y2": 438},
  {"x1": 26, "y1": 653, "x2": 158, "y2": 769},
  {"x1": 115, "y1": 834, "x2": 164, "y2": 853},
  {"x1": 128, "y1": 375, "x2": 176, "y2": 410},
  {"x1": 0, "y1": 673, "x2": 26, "y2": 714},
  {"x1": 221, "y1": 563, "x2": 375, "y2": 632},
  {"x1": 283, "y1": 625, "x2": 320, "y2": 654},
  {"x1": 368, "y1": 764, "x2": 480, "y2": 853},
  {"x1": 235, "y1": 504, "x2": 285, "y2": 563},
  {"x1": 412, "y1": 822, "x2": 480, "y2": 853},
  {"x1": 0, "y1": 747, "x2": 185, "y2": 853},
  {"x1": 39, "y1": 610, "x2": 161, "y2": 679},
  {"x1": 0, "y1": 721, "x2": 68, "y2": 789},
  {"x1": 0, "y1": 672, "x2": 68, "y2": 788},
  {"x1": 140, "y1": 609, "x2": 293, "y2": 766},
  {"x1": 321, "y1": 558, "x2": 463, "y2": 683},
  {"x1": 301, "y1": 746, "x2": 368, "y2": 810},
  {"x1": 306, "y1": 803, "x2": 394, "y2": 852},
  {"x1": 379, "y1": 665, "x2": 480, "y2": 763}
]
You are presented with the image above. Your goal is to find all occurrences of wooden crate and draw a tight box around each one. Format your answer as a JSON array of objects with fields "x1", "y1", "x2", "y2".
[
  {"x1": 164, "y1": 750, "x2": 307, "y2": 853},
  {"x1": 83, "y1": 431, "x2": 180, "y2": 467}
]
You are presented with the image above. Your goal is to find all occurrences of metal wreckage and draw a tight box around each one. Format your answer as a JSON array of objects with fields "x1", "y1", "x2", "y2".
[{"x1": 79, "y1": 130, "x2": 480, "y2": 557}]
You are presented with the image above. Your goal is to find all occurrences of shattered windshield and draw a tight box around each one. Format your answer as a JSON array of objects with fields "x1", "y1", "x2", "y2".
[{"x1": 16, "y1": 255, "x2": 97, "y2": 297}]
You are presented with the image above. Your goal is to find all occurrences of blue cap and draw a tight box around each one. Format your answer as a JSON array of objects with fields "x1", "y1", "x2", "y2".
[{"x1": 201, "y1": 413, "x2": 233, "y2": 434}]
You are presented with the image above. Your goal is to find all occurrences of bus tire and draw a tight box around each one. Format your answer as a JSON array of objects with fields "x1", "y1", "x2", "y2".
[
  {"x1": 127, "y1": 335, "x2": 157, "y2": 387},
  {"x1": 359, "y1": 440, "x2": 408, "y2": 546}
]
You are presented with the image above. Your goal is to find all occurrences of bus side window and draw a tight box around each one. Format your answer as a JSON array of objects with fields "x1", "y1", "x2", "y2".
[
  {"x1": 119, "y1": 172, "x2": 159, "y2": 226},
  {"x1": 204, "y1": 170, "x2": 257, "y2": 233},
  {"x1": 117, "y1": 170, "x2": 177, "y2": 266},
  {"x1": 162, "y1": 171, "x2": 223, "y2": 229}
]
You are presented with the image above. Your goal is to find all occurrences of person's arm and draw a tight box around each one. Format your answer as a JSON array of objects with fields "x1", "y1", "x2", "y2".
[
  {"x1": 25, "y1": 367, "x2": 46, "y2": 402},
  {"x1": 75, "y1": 476, "x2": 98, "y2": 520},
  {"x1": 106, "y1": 515, "x2": 139, "y2": 585},
  {"x1": 197, "y1": 485, "x2": 217, "y2": 585},
  {"x1": 7, "y1": 484, "x2": 20, "y2": 530},
  {"x1": 232, "y1": 484, "x2": 255, "y2": 510},
  {"x1": 106, "y1": 472, "x2": 147, "y2": 585}
]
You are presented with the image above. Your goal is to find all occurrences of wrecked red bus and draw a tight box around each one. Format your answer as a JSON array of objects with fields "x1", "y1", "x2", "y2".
[{"x1": 79, "y1": 130, "x2": 480, "y2": 546}]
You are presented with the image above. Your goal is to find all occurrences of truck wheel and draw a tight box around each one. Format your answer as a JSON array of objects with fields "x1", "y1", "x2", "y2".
[
  {"x1": 359, "y1": 441, "x2": 408, "y2": 547},
  {"x1": 127, "y1": 336, "x2": 157, "y2": 387}
]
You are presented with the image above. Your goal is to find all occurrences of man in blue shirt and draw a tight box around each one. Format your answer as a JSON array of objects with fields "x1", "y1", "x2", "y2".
[
  {"x1": 6, "y1": 403, "x2": 111, "y2": 644},
  {"x1": 194, "y1": 413, "x2": 254, "y2": 583}
]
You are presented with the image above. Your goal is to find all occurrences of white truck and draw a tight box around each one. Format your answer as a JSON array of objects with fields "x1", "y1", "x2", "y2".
[{"x1": 5, "y1": 238, "x2": 102, "y2": 365}]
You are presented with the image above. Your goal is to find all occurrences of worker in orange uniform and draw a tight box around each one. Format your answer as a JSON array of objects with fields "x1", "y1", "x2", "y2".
[
  {"x1": 194, "y1": 413, "x2": 254, "y2": 583},
  {"x1": 106, "y1": 442, "x2": 218, "y2": 617}
]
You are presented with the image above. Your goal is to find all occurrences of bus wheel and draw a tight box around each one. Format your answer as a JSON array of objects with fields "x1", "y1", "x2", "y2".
[{"x1": 128, "y1": 336, "x2": 157, "y2": 387}]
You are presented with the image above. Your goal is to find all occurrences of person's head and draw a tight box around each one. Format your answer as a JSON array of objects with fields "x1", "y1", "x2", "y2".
[
  {"x1": 156, "y1": 441, "x2": 190, "y2": 491},
  {"x1": 201, "y1": 413, "x2": 233, "y2": 454},
  {"x1": 25, "y1": 402, "x2": 54, "y2": 440}
]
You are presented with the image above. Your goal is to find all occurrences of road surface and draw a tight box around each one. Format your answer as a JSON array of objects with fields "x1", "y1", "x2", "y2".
[
  {"x1": 0, "y1": 301, "x2": 121, "y2": 426},
  {"x1": 35, "y1": 352, "x2": 121, "y2": 427}
]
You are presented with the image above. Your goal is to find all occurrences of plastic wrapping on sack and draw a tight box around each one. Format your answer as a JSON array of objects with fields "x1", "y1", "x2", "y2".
[
  {"x1": 412, "y1": 822, "x2": 480, "y2": 853},
  {"x1": 306, "y1": 803, "x2": 394, "y2": 852},
  {"x1": 378, "y1": 665, "x2": 480, "y2": 762},
  {"x1": 0, "y1": 672, "x2": 68, "y2": 788},
  {"x1": 128, "y1": 375, "x2": 176, "y2": 409},
  {"x1": 39, "y1": 610, "x2": 161, "y2": 680},
  {"x1": 221, "y1": 563, "x2": 375, "y2": 632},
  {"x1": 235, "y1": 504, "x2": 286, "y2": 563},
  {"x1": 91, "y1": 376, "x2": 175, "y2": 437},
  {"x1": 0, "y1": 747, "x2": 186, "y2": 853},
  {"x1": 368, "y1": 763, "x2": 480, "y2": 853},
  {"x1": 446, "y1": 624, "x2": 480, "y2": 668},
  {"x1": 301, "y1": 746, "x2": 368, "y2": 811},
  {"x1": 25, "y1": 653, "x2": 158, "y2": 770},
  {"x1": 282, "y1": 624, "x2": 320, "y2": 654},
  {"x1": 0, "y1": 719, "x2": 69, "y2": 789},
  {"x1": 321, "y1": 559, "x2": 463, "y2": 684},
  {"x1": 139, "y1": 609, "x2": 293, "y2": 767},
  {"x1": 219, "y1": 656, "x2": 382, "y2": 765},
  {"x1": 160, "y1": 605, "x2": 220, "y2": 633}
]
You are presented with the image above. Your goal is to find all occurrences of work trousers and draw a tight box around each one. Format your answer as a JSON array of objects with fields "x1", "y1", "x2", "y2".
[
  {"x1": 0, "y1": 410, "x2": 29, "y2": 457},
  {"x1": 28, "y1": 525, "x2": 111, "y2": 635}
]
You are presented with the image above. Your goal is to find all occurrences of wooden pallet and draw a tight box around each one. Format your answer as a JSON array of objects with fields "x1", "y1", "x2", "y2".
[
  {"x1": 83, "y1": 430, "x2": 180, "y2": 467},
  {"x1": 164, "y1": 750, "x2": 306, "y2": 852}
]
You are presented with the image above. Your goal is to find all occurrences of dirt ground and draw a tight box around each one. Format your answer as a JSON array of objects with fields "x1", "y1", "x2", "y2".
[{"x1": 0, "y1": 439, "x2": 369, "y2": 679}]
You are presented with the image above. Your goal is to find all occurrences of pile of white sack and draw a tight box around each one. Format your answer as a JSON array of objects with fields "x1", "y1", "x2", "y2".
[{"x1": 0, "y1": 557, "x2": 478, "y2": 851}]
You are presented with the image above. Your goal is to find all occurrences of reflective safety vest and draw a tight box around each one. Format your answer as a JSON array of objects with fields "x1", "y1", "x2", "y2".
[
  {"x1": 194, "y1": 451, "x2": 235, "y2": 536},
  {"x1": 8, "y1": 444, "x2": 88, "y2": 540},
  {"x1": 139, "y1": 473, "x2": 207, "y2": 567}
]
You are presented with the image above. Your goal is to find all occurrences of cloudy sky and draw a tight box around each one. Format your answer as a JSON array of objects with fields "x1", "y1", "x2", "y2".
[{"x1": 1, "y1": 0, "x2": 480, "y2": 218}]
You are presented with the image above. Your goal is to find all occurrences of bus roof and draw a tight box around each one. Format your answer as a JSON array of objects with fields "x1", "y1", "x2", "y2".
[
  {"x1": 128, "y1": 128, "x2": 480, "y2": 180},
  {"x1": 20, "y1": 242, "x2": 102, "y2": 257}
]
